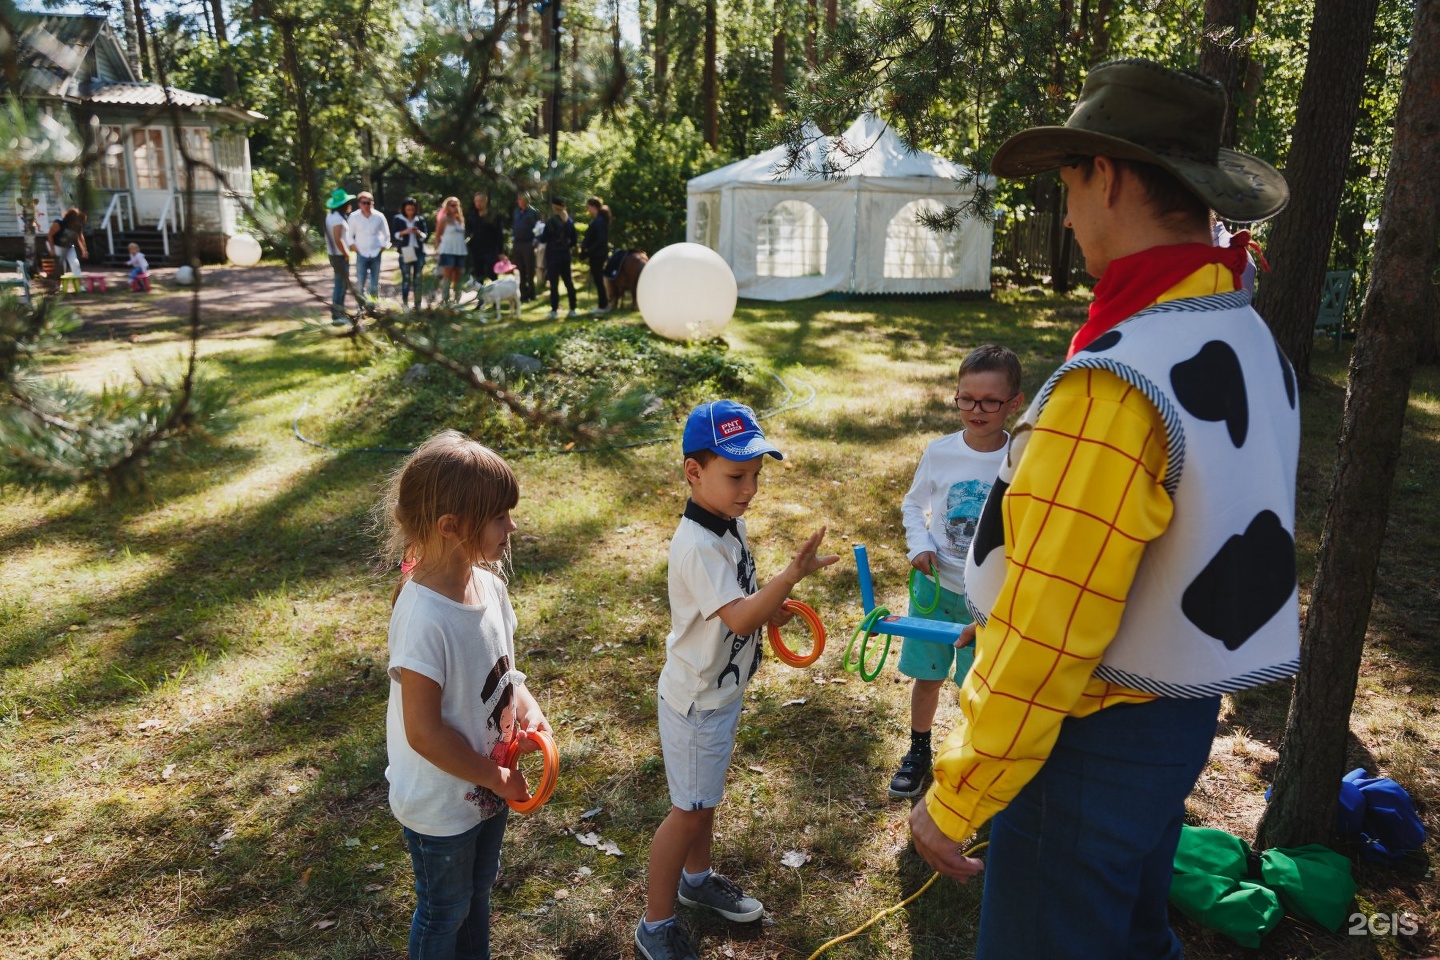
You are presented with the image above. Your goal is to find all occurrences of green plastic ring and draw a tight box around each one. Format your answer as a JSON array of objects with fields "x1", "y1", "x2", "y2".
[
  {"x1": 857, "y1": 608, "x2": 892, "y2": 682},
  {"x1": 843, "y1": 605, "x2": 889, "y2": 673},
  {"x1": 909, "y1": 567, "x2": 941, "y2": 615}
]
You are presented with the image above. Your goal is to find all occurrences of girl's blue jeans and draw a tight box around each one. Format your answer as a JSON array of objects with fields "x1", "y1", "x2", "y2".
[
  {"x1": 404, "y1": 810, "x2": 508, "y2": 960},
  {"x1": 399, "y1": 257, "x2": 424, "y2": 304},
  {"x1": 975, "y1": 694, "x2": 1221, "y2": 960}
]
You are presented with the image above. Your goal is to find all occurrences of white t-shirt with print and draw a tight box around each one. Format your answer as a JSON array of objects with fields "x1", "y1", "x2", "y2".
[
  {"x1": 902, "y1": 431, "x2": 1009, "y2": 595},
  {"x1": 386, "y1": 569, "x2": 525, "y2": 836},
  {"x1": 658, "y1": 504, "x2": 761, "y2": 713}
]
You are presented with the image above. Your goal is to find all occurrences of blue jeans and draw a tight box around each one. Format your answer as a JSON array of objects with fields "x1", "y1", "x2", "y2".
[
  {"x1": 328, "y1": 254, "x2": 349, "y2": 318},
  {"x1": 975, "y1": 695, "x2": 1221, "y2": 960},
  {"x1": 355, "y1": 253, "x2": 382, "y2": 300},
  {"x1": 399, "y1": 255, "x2": 425, "y2": 305},
  {"x1": 404, "y1": 811, "x2": 508, "y2": 960}
]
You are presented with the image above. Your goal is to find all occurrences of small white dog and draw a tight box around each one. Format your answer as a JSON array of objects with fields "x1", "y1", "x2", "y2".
[{"x1": 477, "y1": 275, "x2": 520, "y2": 321}]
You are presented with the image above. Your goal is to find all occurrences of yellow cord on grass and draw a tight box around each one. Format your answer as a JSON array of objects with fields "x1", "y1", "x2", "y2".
[{"x1": 804, "y1": 841, "x2": 989, "y2": 960}]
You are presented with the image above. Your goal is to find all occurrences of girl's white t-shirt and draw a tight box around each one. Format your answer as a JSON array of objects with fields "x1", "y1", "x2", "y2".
[{"x1": 385, "y1": 569, "x2": 524, "y2": 836}]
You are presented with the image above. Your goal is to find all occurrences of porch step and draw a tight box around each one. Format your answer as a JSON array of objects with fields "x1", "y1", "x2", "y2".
[{"x1": 102, "y1": 229, "x2": 172, "y2": 266}]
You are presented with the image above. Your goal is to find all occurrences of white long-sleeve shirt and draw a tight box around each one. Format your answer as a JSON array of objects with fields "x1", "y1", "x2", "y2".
[
  {"x1": 901, "y1": 430, "x2": 1008, "y2": 595},
  {"x1": 348, "y1": 208, "x2": 392, "y2": 257}
]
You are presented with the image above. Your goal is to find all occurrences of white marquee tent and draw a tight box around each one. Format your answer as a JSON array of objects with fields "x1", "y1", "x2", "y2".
[{"x1": 685, "y1": 114, "x2": 994, "y2": 300}]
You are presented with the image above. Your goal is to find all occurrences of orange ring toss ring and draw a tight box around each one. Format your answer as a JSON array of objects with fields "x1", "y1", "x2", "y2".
[
  {"x1": 498, "y1": 729, "x2": 559, "y2": 814},
  {"x1": 768, "y1": 599, "x2": 826, "y2": 667}
]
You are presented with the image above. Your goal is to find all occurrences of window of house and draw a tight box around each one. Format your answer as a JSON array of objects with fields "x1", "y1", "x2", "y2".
[
  {"x1": 94, "y1": 125, "x2": 127, "y2": 191},
  {"x1": 131, "y1": 129, "x2": 168, "y2": 191},
  {"x1": 756, "y1": 200, "x2": 827, "y2": 278},
  {"x1": 173, "y1": 128, "x2": 217, "y2": 190},
  {"x1": 214, "y1": 134, "x2": 250, "y2": 192},
  {"x1": 884, "y1": 199, "x2": 963, "y2": 279}
]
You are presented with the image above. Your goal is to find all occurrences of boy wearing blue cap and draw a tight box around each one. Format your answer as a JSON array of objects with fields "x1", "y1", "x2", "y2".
[{"x1": 636, "y1": 400, "x2": 837, "y2": 960}]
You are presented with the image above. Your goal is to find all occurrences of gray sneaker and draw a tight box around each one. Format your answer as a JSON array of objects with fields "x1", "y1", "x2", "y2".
[
  {"x1": 634, "y1": 918, "x2": 697, "y2": 960},
  {"x1": 676, "y1": 872, "x2": 763, "y2": 922}
]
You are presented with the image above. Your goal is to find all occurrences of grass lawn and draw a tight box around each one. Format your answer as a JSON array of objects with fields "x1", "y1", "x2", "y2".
[{"x1": 2, "y1": 289, "x2": 1436, "y2": 959}]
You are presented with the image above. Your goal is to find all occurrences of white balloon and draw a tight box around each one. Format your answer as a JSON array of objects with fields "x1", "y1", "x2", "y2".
[
  {"x1": 637, "y1": 242, "x2": 737, "y2": 341},
  {"x1": 174, "y1": 264, "x2": 196, "y2": 286},
  {"x1": 226, "y1": 233, "x2": 262, "y2": 267}
]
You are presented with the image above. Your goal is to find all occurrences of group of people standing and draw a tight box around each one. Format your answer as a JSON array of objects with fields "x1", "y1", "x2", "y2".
[{"x1": 324, "y1": 187, "x2": 614, "y2": 321}]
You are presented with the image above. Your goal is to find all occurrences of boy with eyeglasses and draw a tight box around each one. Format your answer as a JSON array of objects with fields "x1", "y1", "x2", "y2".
[{"x1": 887, "y1": 344, "x2": 1024, "y2": 798}]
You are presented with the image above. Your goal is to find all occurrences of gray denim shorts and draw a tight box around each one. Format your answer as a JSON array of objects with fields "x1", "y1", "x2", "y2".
[{"x1": 657, "y1": 694, "x2": 744, "y2": 811}]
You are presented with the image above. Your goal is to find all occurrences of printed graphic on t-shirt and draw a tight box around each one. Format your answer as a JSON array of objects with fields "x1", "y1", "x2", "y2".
[
  {"x1": 717, "y1": 543, "x2": 761, "y2": 689},
  {"x1": 944, "y1": 479, "x2": 993, "y2": 558},
  {"x1": 466, "y1": 653, "x2": 515, "y2": 819}
]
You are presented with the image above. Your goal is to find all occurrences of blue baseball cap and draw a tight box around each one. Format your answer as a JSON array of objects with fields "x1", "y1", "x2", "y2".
[{"x1": 682, "y1": 400, "x2": 784, "y2": 461}]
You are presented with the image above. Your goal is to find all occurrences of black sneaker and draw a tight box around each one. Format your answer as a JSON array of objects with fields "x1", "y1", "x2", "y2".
[
  {"x1": 634, "y1": 918, "x2": 698, "y2": 960},
  {"x1": 887, "y1": 745, "x2": 932, "y2": 798}
]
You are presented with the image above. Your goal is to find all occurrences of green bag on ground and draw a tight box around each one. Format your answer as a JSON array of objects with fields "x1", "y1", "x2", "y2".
[
  {"x1": 1170, "y1": 827, "x2": 1282, "y2": 948},
  {"x1": 1170, "y1": 826, "x2": 1355, "y2": 946},
  {"x1": 1259, "y1": 844, "x2": 1356, "y2": 932}
]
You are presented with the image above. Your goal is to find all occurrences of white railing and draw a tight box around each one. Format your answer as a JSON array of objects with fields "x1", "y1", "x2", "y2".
[
  {"x1": 100, "y1": 192, "x2": 134, "y2": 257},
  {"x1": 155, "y1": 191, "x2": 184, "y2": 259}
]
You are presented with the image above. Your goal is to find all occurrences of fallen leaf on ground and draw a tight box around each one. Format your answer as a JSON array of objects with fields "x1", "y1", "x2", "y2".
[
  {"x1": 364, "y1": 883, "x2": 385, "y2": 893},
  {"x1": 781, "y1": 698, "x2": 807, "y2": 707},
  {"x1": 312, "y1": 919, "x2": 336, "y2": 930},
  {"x1": 599, "y1": 841, "x2": 624, "y2": 857},
  {"x1": 364, "y1": 862, "x2": 384, "y2": 872},
  {"x1": 575, "y1": 831, "x2": 601, "y2": 848},
  {"x1": 780, "y1": 850, "x2": 811, "y2": 868},
  {"x1": 162, "y1": 764, "x2": 175, "y2": 779},
  {"x1": 580, "y1": 806, "x2": 602, "y2": 820}
]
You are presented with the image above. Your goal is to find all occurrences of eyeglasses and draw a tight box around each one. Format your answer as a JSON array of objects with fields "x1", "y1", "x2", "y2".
[
  {"x1": 954, "y1": 393, "x2": 1018, "y2": 413},
  {"x1": 358, "y1": 199, "x2": 373, "y2": 205}
]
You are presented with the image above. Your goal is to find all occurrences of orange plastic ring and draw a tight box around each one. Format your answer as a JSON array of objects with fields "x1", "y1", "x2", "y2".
[
  {"x1": 497, "y1": 729, "x2": 559, "y2": 814},
  {"x1": 768, "y1": 599, "x2": 826, "y2": 668}
]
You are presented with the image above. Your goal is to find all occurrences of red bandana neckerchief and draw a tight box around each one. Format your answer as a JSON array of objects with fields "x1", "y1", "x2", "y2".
[{"x1": 1068, "y1": 231, "x2": 1255, "y2": 358}]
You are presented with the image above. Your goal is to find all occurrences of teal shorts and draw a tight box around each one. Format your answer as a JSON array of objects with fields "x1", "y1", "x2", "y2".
[{"x1": 897, "y1": 577, "x2": 975, "y2": 686}]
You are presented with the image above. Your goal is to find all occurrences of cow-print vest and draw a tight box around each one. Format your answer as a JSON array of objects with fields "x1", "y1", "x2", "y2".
[{"x1": 964, "y1": 291, "x2": 1301, "y2": 697}]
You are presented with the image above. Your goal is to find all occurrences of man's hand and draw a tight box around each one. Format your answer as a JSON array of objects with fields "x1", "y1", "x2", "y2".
[
  {"x1": 911, "y1": 551, "x2": 939, "y2": 575},
  {"x1": 955, "y1": 622, "x2": 977, "y2": 649},
  {"x1": 909, "y1": 802, "x2": 985, "y2": 882}
]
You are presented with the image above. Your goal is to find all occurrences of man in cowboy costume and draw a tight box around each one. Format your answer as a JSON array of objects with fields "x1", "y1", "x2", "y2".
[{"x1": 909, "y1": 59, "x2": 1301, "y2": 959}]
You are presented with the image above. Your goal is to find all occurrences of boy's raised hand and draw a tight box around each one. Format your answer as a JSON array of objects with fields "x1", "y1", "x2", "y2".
[{"x1": 786, "y1": 526, "x2": 840, "y2": 584}]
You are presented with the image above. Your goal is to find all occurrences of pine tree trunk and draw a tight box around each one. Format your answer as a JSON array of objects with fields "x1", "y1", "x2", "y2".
[
  {"x1": 132, "y1": 0, "x2": 152, "y2": 79},
  {"x1": 655, "y1": 0, "x2": 669, "y2": 118},
  {"x1": 703, "y1": 0, "x2": 718, "y2": 146},
  {"x1": 1252, "y1": 0, "x2": 1381, "y2": 384},
  {"x1": 1256, "y1": 0, "x2": 1440, "y2": 852},
  {"x1": 825, "y1": 0, "x2": 835, "y2": 34},
  {"x1": 277, "y1": 16, "x2": 320, "y2": 226},
  {"x1": 208, "y1": 0, "x2": 239, "y2": 98},
  {"x1": 805, "y1": 0, "x2": 816, "y2": 68},
  {"x1": 1199, "y1": 0, "x2": 1258, "y2": 147},
  {"x1": 771, "y1": 0, "x2": 786, "y2": 108}
]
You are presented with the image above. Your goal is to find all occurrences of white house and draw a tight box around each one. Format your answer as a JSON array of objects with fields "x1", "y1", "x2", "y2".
[{"x1": 5, "y1": 11, "x2": 264, "y2": 264}]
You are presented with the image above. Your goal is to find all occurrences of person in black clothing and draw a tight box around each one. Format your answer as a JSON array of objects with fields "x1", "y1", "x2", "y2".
[
  {"x1": 391, "y1": 197, "x2": 428, "y2": 309},
  {"x1": 511, "y1": 192, "x2": 541, "y2": 302},
  {"x1": 582, "y1": 196, "x2": 612, "y2": 315},
  {"x1": 543, "y1": 198, "x2": 579, "y2": 319},
  {"x1": 465, "y1": 192, "x2": 505, "y2": 284}
]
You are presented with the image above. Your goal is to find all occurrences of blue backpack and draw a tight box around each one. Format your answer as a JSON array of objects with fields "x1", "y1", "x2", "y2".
[{"x1": 1335, "y1": 768, "x2": 1427, "y2": 864}]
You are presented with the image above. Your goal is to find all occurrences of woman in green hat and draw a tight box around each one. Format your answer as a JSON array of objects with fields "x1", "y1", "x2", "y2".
[{"x1": 325, "y1": 188, "x2": 356, "y2": 323}]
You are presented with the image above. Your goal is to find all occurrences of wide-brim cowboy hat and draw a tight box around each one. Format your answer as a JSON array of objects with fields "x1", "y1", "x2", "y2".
[
  {"x1": 991, "y1": 59, "x2": 1289, "y2": 223},
  {"x1": 325, "y1": 188, "x2": 357, "y2": 210}
]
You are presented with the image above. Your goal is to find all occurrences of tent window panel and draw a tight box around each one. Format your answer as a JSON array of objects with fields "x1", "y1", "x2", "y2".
[
  {"x1": 884, "y1": 199, "x2": 963, "y2": 279},
  {"x1": 693, "y1": 199, "x2": 713, "y2": 249},
  {"x1": 757, "y1": 200, "x2": 828, "y2": 277}
]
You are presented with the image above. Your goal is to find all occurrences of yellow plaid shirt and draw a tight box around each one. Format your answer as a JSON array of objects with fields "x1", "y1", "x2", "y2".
[{"x1": 926, "y1": 264, "x2": 1239, "y2": 841}]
